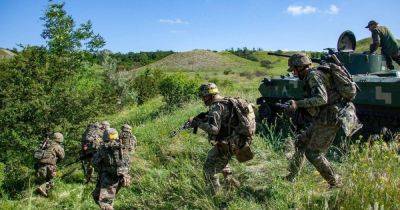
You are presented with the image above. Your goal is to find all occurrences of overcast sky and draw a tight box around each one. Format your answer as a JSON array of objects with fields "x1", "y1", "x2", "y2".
[{"x1": 0, "y1": 0, "x2": 399, "y2": 52}]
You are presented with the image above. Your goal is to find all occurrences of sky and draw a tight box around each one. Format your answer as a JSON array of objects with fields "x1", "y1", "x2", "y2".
[{"x1": 0, "y1": 0, "x2": 399, "y2": 53}]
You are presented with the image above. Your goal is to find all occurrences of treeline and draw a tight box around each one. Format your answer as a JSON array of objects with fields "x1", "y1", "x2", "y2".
[
  {"x1": 109, "y1": 51, "x2": 174, "y2": 70},
  {"x1": 227, "y1": 47, "x2": 263, "y2": 61}
]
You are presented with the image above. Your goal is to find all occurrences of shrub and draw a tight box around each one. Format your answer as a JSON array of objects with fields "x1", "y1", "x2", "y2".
[
  {"x1": 260, "y1": 60, "x2": 273, "y2": 69},
  {"x1": 159, "y1": 73, "x2": 200, "y2": 107},
  {"x1": 223, "y1": 69, "x2": 233, "y2": 75},
  {"x1": 132, "y1": 69, "x2": 165, "y2": 104}
]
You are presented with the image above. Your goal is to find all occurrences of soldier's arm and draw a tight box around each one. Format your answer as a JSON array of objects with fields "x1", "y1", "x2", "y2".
[
  {"x1": 198, "y1": 103, "x2": 223, "y2": 135},
  {"x1": 56, "y1": 145, "x2": 65, "y2": 160},
  {"x1": 296, "y1": 72, "x2": 328, "y2": 108},
  {"x1": 369, "y1": 29, "x2": 380, "y2": 53}
]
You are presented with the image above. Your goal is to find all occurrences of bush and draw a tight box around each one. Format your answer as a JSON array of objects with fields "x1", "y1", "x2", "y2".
[
  {"x1": 260, "y1": 60, "x2": 273, "y2": 69},
  {"x1": 132, "y1": 69, "x2": 165, "y2": 104},
  {"x1": 159, "y1": 73, "x2": 200, "y2": 107},
  {"x1": 223, "y1": 69, "x2": 233, "y2": 75}
]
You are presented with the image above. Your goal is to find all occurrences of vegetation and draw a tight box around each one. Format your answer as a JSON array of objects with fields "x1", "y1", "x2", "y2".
[{"x1": 2, "y1": 2, "x2": 400, "y2": 210}]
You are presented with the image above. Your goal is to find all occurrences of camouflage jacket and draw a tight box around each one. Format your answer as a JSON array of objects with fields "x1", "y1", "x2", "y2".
[
  {"x1": 370, "y1": 26, "x2": 399, "y2": 56},
  {"x1": 119, "y1": 131, "x2": 136, "y2": 152},
  {"x1": 82, "y1": 127, "x2": 102, "y2": 153},
  {"x1": 297, "y1": 67, "x2": 361, "y2": 135},
  {"x1": 198, "y1": 96, "x2": 237, "y2": 142},
  {"x1": 92, "y1": 142, "x2": 129, "y2": 176},
  {"x1": 39, "y1": 141, "x2": 65, "y2": 165},
  {"x1": 296, "y1": 67, "x2": 342, "y2": 125}
]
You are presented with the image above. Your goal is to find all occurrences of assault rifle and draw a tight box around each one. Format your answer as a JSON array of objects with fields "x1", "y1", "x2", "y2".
[{"x1": 170, "y1": 112, "x2": 208, "y2": 137}]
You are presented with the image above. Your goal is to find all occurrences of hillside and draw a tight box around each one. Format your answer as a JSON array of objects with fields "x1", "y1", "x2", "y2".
[
  {"x1": 356, "y1": 37, "x2": 400, "y2": 53},
  {"x1": 139, "y1": 49, "x2": 265, "y2": 72},
  {"x1": 0, "y1": 48, "x2": 15, "y2": 59}
]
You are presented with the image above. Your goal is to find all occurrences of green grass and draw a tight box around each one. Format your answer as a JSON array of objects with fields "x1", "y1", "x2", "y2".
[{"x1": 2, "y1": 57, "x2": 400, "y2": 209}]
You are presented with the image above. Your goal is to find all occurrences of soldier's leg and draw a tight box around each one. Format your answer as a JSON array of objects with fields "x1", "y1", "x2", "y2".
[
  {"x1": 384, "y1": 54, "x2": 395, "y2": 70},
  {"x1": 36, "y1": 165, "x2": 51, "y2": 196},
  {"x1": 86, "y1": 159, "x2": 94, "y2": 182},
  {"x1": 305, "y1": 124, "x2": 341, "y2": 186},
  {"x1": 222, "y1": 165, "x2": 240, "y2": 189},
  {"x1": 392, "y1": 53, "x2": 400, "y2": 67},
  {"x1": 203, "y1": 146, "x2": 231, "y2": 194},
  {"x1": 92, "y1": 174, "x2": 103, "y2": 205},
  {"x1": 98, "y1": 175, "x2": 120, "y2": 209},
  {"x1": 286, "y1": 147, "x2": 306, "y2": 182}
]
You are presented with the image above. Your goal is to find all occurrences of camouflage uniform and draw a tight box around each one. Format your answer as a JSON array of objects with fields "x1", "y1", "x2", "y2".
[
  {"x1": 92, "y1": 128, "x2": 130, "y2": 210},
  {"x1": 198, "y1": 95, "x2": 239, "y2": 194},
  {"x1": 119, "y1": 124, "x2": 136, "y2": 164},
  {"x1": 35, "y1": 133, "x2": 65, "y2": 197},
  {"x1": 286, "y1": 65, "x2": 351, "y2": 187},
  {"x1": 368, "y1": 24, "x2": 400, "y2": 70},
  {"x1": 81, "y1": 122, "x2": 102, "y2": 183}
]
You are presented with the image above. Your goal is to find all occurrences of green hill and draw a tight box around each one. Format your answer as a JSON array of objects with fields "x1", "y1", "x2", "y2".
[
  {"x1": 356, "y1": 37, "x2": 400, "y2": 53},
  {"x1": 139, "y1": 49, "x2": 265, "y2": 72},
  {"x1": 0, "y1": 48, "x2": 15, "y2": 59}
]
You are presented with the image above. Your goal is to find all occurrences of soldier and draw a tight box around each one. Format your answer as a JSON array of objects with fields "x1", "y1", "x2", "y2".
[
  {"x1": 100, "y1": 121, "x2": 111, "y2": 138},
  {"x1": 284, "y1": 53, "x2": 360, "y2": 188},
  {"x1": 34, "y1": 132, "x2": 65, "y2": 197},
  {"x1": 92, "y1": 128, "x2": 131, "y2": 210},
  {"x1": 81, "y1": 122, "x2": 102, "y2": 183},
  {"x1": 119, "y1": 124, "x2": 136, "y2": 164},
  {"x1": 190, "y1": 83, "x2": 254, "y2": 195},
  {"x1": 364, "y1": 20, "x2": 400, "y2": 70}
]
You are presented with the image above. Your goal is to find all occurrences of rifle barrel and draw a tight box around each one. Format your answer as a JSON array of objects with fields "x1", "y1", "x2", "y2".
[{"x1": 267, "y1": 52, "x2": 321, "y2": 64}]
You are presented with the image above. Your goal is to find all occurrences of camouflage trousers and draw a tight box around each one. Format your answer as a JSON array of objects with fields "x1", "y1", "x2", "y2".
[
  {"x1": 36, "y1": 164, "x2": 56, "y2": 196},
  {"x1": 287, "y1": 123, "x2": 341, "y2": 186},
  {"x1": 203, "y1": 146, "x2": 233, "y2": 194},
  {"x1": 92, "y1": 172, "x2": 122, "y2": 210},
  {"x1": 82, "y1": 158, "x2": 94, "y2": 183}
]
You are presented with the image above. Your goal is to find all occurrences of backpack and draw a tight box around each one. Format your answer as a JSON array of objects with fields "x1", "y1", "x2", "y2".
[
  {"x1": 226, "y1": 98, "x2": 256, "y2": 137},
  {"x1": 34, "y1": 139, "x2": 49, "y2": 160},
  {"x1": 318, "y1": 64, "x2": 357, "y2": 101}
]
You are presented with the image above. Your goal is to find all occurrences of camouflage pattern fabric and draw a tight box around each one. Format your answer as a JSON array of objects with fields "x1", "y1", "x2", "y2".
[
  {"x1": 287, "y1": 67, "x2": 353, "y2": 187},
  {"x1": 82, "y1": 124, "x2": 102, "y2": 182},
  {"x1": 35, "y1": 141, "x2": 64, "y2": 196},
  {"x1": 198, "y1": 95, "x2": 241, "y2": 194},
  {"x1": 119, "y1": 130, "x2": 136, "y2": 164},
  {"x1": 92, "y1": 141, "x2": 130, "y2": 209}
]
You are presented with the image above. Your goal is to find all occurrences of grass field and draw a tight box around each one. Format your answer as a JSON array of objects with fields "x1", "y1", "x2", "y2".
[{"x1": 2, "y1": 48, "x2": 400, "y2": 210}]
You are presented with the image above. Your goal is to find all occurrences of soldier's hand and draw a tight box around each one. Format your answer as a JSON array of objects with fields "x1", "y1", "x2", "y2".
[
  {"x1": 287, "y1": 100, "x2": 297, "y2": 111},
  {"x1": 189, "y1": 117, "x2": 199, "y2": 127}
]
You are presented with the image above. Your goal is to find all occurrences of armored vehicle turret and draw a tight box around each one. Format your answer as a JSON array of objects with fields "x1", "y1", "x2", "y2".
[{"x1": 257, "y1": 30, "x2": 400, "y2": 135}]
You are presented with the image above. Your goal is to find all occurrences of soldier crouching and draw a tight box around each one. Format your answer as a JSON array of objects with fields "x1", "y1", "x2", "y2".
[{"x1": 92, "y1": 128, "x2": 131, "y2": 210}]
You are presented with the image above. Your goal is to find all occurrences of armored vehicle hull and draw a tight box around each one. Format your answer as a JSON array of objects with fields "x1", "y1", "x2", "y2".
[{"x1": 258, "y1": 31, "x2": 400, "y2": 135}]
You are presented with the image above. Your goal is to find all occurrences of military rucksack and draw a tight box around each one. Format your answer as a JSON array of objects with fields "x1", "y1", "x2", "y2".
[
  {"x1": 34, "y1": 139, "x2": 50, "y2": 160},
  {"x1": 318, "y1": 64, "x2": 357, "y2": 101},
  {"x1": 226, "y1": 98, "x2": 256, "y2": 137}
]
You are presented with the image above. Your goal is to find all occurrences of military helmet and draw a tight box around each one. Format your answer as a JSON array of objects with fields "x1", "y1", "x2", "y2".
[
  {"x1": 199, "y1": 83, "x2": 219, "y2": 97},
  {"x1": 53, "y1": 132, "x2": 64, "y2": 143},
  {"x1": 365, "y1": 20, "x2": 378, "y2": 28},
  {"x1": 101, "y1": 121, "x2": 110, "y2": 129},
  {"x1": 122, "y1": 124, "x2": 132, "y2": 132},
  {"x1": 287, "y1": 53, "x2": 312, "y2": 72},
  {"x1": 104, "y1": 128, "x2": 118, "y2": 142}
]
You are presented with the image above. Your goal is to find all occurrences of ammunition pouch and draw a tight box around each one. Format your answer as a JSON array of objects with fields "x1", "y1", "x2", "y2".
[{"x1": 234, "y1": 142, "x2": 254, "y2": 163}]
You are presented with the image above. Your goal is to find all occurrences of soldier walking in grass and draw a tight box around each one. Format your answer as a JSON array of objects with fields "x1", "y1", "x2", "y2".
[
  {"x1": 364, "y1": 20, "x2": 400, "y2": 70},
  {"x1": 189, "y1": 83, "x2": 256, "y2": 195},
  {"x1": 92, "y1": 128, "x2": 131, "y2": 210},
  {"x1": 119, "y1": 124, "x2": 136, "y2": 164},
  {"x1": 81, "y1": 122, "x2": 103, "y2": 183},
  {"x1": 284, "y1": 53, "x2": 361, "y2": 188},
  {"x1": 34, "y1": 132, "x2": 65, "y2": 197}
]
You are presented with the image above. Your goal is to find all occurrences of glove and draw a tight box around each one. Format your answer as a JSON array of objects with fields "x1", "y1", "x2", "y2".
[
  {"x1": 287, "y1": 100, "x2": 297, "y2": 112},
  {"x1": 189, "y1": 117, "x2": 200, "y2": 127}
]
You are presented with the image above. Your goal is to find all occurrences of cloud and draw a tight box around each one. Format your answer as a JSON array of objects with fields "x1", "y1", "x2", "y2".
[
  {"x1": 286, "y1": 4, "x2": 340, "y2": 16},
  {"x1": 286, "y1": 5, "x2": 317, "y2": 16},
  {"x1": 326, "y1": 4, "x2": 339, "y2": 15},
  {"x1": 159, "y1": 18, "x2": 189, "y2": 25}
]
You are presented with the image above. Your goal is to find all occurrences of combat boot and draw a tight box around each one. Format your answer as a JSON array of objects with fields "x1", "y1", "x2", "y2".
[
  {"x1": 224, "y1": 175, "x2": 240, "y2": 189},
  {"x1": 328, "y1": 175, "x2": 343, "y2": 189},
  {"x1": 35, "y1": 185, "x2": 48, "y2": 197}
]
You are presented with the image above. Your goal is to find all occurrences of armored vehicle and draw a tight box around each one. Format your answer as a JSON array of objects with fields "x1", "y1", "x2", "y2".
[{"x1": 257, "y1": 30, "x2": 400, "y2": 136}]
